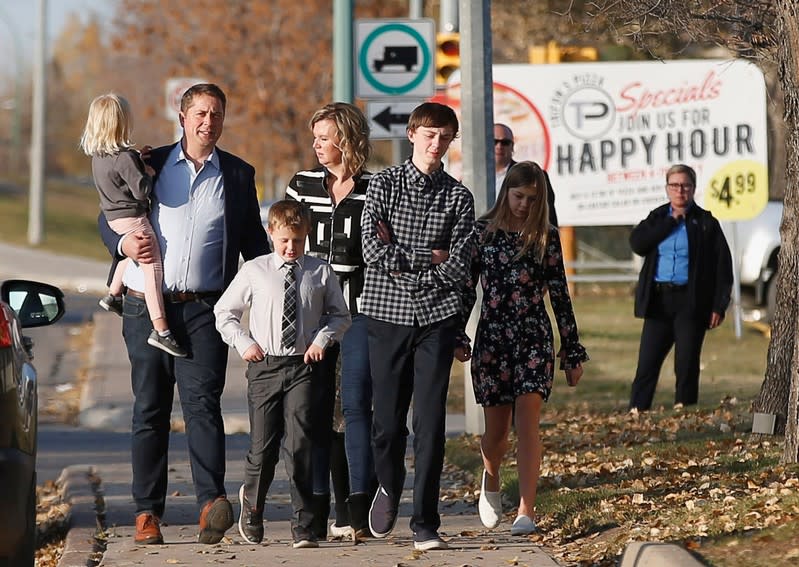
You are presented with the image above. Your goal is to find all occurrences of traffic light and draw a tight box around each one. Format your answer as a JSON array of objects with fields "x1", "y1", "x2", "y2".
[
  {"x1": 529, "y1": 41, "x2": 598, "y2": 64},
  {"x1": 560, "y1": 45, "x2": 599, "y2": 62},
  {"x1": 436, "y1": 32, "x2": 460, "y2": 85}
]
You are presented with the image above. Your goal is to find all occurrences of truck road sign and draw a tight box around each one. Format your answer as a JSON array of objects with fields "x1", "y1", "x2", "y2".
[{"x1": 356, "y1": 19, "x2": 435, "y2": 99}]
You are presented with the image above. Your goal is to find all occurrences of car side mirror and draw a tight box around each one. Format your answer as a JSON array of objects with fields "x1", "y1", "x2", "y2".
[{"x1": 1, "y1": 280, "x2": 65, "y2": 328}]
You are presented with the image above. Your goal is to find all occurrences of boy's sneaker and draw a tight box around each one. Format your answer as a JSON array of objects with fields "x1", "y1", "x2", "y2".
[
  {"x1": 238, "y1": 484, "x2": 264, "y2": 544},
  {"x1": 147, "y1": 331, "x2": 188, "y2": 358},
  {"x1": 291, "y1": 528, "x2": 318, "y2": 549},
  {"x1": 292, "y1": 538, "x2": 319, "y2": 549},
  {"x1": 98, "y1": 295, "x2": 123, "y2": 316},
  {"x1": 368, "y1": 486, "x2": 397, "y2": 538},
  {"x1": 413, "y1": 528, "x2": 448, "y2": 551}
]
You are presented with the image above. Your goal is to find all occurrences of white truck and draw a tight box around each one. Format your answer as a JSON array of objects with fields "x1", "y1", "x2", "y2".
[{"x1": 721, "y1": 200, "x2": 783, "y2": 322}]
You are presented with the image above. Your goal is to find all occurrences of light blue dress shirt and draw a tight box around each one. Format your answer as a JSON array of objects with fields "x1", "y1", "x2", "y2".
[
  {"x1": 123, "y1": 144, "x2": 226, "y2": 293},
  {"x1": 655, "y1": 207, "x2": 689, "y2": 285}
]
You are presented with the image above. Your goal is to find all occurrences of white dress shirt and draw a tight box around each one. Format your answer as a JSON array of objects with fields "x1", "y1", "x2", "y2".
[{"x1": 214, "y1": 253, "x2": 351, "y2": 357}]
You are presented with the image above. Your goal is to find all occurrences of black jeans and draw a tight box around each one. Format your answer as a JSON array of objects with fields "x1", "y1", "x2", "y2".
[
  {"x1": 244, "y1": 355, "x2": 316, "y2": 534},
  {"x1": 122, "y1": 294, "x2": 228, "y2": 518},
  {"x1": 630, "y1": 286, "x2": 708, "y2": 410},
  {"x1": 367, "y1": 315, "x2": 456, "y2": 534}
]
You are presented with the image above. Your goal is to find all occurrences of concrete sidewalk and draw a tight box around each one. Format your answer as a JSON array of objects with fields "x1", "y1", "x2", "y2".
[
  {"x1": 59, "y1": 312, "x2": 561, "y2": 566},
  {"x1": 1, "y1": 241, "x2": 696, "y2": 567}
]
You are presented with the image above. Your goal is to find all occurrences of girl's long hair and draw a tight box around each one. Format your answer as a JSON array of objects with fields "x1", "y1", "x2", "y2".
[{"x1": 481, "y1": 160, "x2": 550, "y2": 262}]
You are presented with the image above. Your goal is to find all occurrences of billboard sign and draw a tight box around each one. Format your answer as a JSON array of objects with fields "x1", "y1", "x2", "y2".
[{"x1": 440, "y1": 60, "x2": 768, "y2": 225}]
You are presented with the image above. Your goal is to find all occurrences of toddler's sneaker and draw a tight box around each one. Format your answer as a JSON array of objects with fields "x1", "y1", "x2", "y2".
[
  {"x1": 147, "y1": 330, "x2": 188, "y2": 357},
  {"x1": 98, "y1": 294, "x2": 123, "y2": 316}
]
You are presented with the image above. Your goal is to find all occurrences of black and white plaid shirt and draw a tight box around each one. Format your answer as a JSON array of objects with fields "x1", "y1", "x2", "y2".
[{"x1": 360, "y1": 159, "x2": 475, "y2": 326}]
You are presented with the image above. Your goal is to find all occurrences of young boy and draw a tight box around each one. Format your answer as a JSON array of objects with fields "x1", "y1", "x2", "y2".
[
  {"x1": 360, "y1": 102, "x2": 476, "y2": 550},
  {"x1": 214, "y1": 200, "x2": 351, "y2": 548}
]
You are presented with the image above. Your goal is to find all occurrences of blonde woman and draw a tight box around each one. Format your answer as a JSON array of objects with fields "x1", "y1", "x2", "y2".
[
  {"x1": 457, "y1": 161, "x2": 588, "y2": 535},
  {"x1": 285, "y1": 102, "x2": 375, "y2": 539}
]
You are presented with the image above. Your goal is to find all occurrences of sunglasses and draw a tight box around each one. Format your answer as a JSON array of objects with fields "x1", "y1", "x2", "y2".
[{"x1": 494, "y1": 138, "x2": 512, "y2": 147}]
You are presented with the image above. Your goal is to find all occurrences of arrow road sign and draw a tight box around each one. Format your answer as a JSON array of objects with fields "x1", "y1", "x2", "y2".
[
  {"x1": 367, "y1": 101, "x2": 421, "y2": 139},
  {"x1": 374, "y1": 107, "x2": 410, "y2": 131}
]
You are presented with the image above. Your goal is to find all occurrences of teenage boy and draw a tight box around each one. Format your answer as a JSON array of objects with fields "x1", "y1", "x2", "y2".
[
  {"x1": 214, "y1": 200, "x2": 351, "y2": 548},
  {"x1": 360, "y1": 102, "x2": 476, "y2": 550}
]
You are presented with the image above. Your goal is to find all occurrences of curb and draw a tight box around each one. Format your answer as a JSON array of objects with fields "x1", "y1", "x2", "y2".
[
  {"x1": 620, "y1": 541, "x2": 705, "y2": 567},
  {"x1": 56, "y1": 465, "x2": 105, "y2": 567}
]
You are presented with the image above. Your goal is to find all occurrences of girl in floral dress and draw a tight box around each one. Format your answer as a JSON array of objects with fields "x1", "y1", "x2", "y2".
[{"x1": 456, "y1": 161, "x2": 588, "y2": 535}]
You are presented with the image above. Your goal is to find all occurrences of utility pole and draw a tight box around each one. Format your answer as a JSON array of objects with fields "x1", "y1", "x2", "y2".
[
  {"x1": 458, "y1": 0, "x2": 493, "y2": 435},
  {"x1": 0, "y1": 5, "x2": 23, "y2": 175},
  {"x1": 28, "y1": 0, "x2": 47, "y2": 245},
  {"x1": 390, "y1": 0, "x2": 424, "y2": 165},
  {"x1": 333, "y1": 0, "x2": 353, "y2": 103},
  {"x1": 440, "y1": 0, "x2": 458, "y2": 33}
]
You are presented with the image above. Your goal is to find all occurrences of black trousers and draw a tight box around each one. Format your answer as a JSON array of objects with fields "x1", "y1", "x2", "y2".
[
  {"x1": 367, "y1": 315, "x2": 456, "y2": 534},
  {"x1": 244, "y1": 355, "x2": 315, "y2": 535},
  {"x1": 630, "y1": 286, "x2": 708, "y2": 411}
]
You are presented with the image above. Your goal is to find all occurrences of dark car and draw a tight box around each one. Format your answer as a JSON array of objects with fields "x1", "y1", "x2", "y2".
[{"x1": 0, "y1": 280, "x2": 65, "y2": 566}]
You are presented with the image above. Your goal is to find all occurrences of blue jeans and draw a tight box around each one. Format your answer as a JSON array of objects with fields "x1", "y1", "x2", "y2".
[
  {"x1": 340, "y1": 314, "x2": 374, "y2": 494},
  {"x1": 311, "y1": 343, "x2": 339, "y2": 495},
  {"x1": 122, "y1": 294, "x2": 228, "y2": 517}
]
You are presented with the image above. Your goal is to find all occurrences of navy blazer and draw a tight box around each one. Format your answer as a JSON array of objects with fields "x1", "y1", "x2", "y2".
[{"x1": 98, "y1": 142, "x2": 270, "y2": 288}]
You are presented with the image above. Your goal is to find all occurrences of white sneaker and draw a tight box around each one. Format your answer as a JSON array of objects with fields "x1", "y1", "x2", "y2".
[
  {"x1": 478, "y1": 470, "x2": 502, "y2": 529},
  {"x1": 510, "y1": 514, "x2": 536, "y2": 536},
  {"x1": 413, "y1": 530, "x2": 449, "y2": 550},
  {"x1": 329, "y1": 521, "x2": 355, "y2": 541}
]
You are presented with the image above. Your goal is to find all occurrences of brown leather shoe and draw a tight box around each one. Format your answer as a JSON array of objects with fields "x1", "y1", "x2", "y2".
[
  {"x1": 134, "y1": 512, "x2": 163, "y2": 544},
  {"x1": 198, "y1": 496, "x2": 234, "y2": 544}
]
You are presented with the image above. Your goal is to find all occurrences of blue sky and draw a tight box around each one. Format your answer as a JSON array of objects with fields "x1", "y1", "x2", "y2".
[{"x1": 0, "y1": 0, "x2": 118, "y2": 76}]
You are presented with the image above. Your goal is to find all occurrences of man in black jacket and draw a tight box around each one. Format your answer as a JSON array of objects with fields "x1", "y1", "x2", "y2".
[
  {"x1": 629, "y1": 163, "x2": 732, "y2": 411},
  {"x1": 98, "y1": 84, "x2": 269, "y2": 544}
]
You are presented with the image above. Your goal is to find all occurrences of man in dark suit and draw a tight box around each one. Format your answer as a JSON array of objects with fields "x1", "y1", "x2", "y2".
[
  {"x1": 99, "y1": 84, "x2": 270, "y2": 545},
  {"x1": 629, "y1": 163, "x2": 732, "y2": 411},
  {"x1": 494, "y1": 123, "x2": 558, "y2": 227}
]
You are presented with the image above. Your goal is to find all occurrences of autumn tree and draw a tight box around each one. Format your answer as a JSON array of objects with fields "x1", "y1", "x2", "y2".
[
  {"x1": 578, "y1": 0, "x2": 799, "y2": 462},
  {"x1": 48, "y1": 13, "x2": 111, "y2": 176},
  {"x1": 111, "y1": 0, "x2": 406, "y2": 199}
]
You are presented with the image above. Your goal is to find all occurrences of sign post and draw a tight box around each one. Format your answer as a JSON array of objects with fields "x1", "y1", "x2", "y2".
[{"x1": 164, "y1": 77, "x2": 205, "y2": 141}]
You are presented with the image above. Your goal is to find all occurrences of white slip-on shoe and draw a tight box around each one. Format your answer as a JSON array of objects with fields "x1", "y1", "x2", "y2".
[
  {"x1": 478, "y1": 470, "x2": 502, "y2": 528},
  {"x1": 329, "y1": 521, "x2": 356, "y2": 541},
  {"x1": 510, "y1": 514, "x2": 537, "y2": 536}
]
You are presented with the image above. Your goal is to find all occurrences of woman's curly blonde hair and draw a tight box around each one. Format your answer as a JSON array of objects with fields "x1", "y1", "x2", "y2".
[{"x1": 309, "y1": 102, "x2": 372, "y2": 175}]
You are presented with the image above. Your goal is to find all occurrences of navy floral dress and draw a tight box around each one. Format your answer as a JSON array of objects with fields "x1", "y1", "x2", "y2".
[{"x1": 460, "y1": 220, "x2": 588, "y2": 406}]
